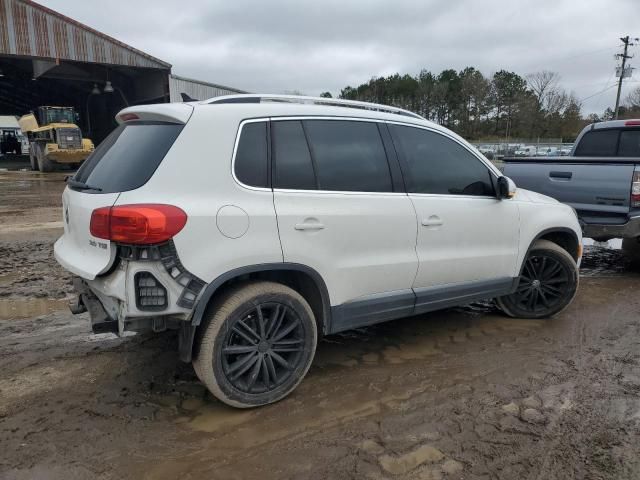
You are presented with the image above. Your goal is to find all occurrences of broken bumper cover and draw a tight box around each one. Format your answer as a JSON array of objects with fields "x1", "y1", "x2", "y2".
[
  {"x1": 66, "y1": 242, "x2": 206, "y2": 336},
  {"x1": 582, "y1": 215, "x2": 640, "y2": 240}
]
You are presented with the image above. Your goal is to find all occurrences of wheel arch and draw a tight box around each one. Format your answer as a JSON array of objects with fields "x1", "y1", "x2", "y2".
[
  {"x1": 179, "y1": 263, "x2": 331, "y2": 363},
  {"x1": 519, "y1": 227, "x2": 581, "y2": 275}
]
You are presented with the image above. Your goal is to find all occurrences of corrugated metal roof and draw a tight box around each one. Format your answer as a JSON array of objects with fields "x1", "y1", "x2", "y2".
[
  {"x1": 0, "y1": 0, "x2": 171, "y2": 69},
  {"x1": 169, "y1": 74, "x2": 247, "y2": 103}
]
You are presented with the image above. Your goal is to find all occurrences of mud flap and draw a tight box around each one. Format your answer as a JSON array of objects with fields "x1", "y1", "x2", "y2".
[{"x1": 178, "y1": 321, "x2": 197, "y2": 363}]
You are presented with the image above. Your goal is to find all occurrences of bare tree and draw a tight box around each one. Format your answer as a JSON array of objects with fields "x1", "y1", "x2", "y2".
[
  {"x1": 627, "y1": 87, "x2": 640, "y2": 109},
  {"x1": 527, "y1": 71, "x2": 567, "y2": 113}
]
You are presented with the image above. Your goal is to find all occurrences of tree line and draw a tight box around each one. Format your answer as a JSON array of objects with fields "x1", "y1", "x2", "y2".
[{"x1": 320, "y1": 69, "x2": 639, "y2": 142}]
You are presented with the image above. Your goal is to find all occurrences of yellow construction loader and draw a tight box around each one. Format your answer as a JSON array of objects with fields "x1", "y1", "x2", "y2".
[{"x1": 19, "y1": 106, "x2": 94, "y2": 172}]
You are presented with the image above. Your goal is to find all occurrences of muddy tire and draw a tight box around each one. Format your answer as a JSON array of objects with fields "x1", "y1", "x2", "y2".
[
  {"x1": 193, "y1": 281, "x2": 318, "y2": 408},
  {"x1": 497, "y1": 240, "x2": 578, "y2": 319},
  {"x1": 35, "y1": 144, "x2": 55, "y2": 172},
  {"x1": 29, "y1": 149, "x2": 39, "y2": 171},
  {"x1": 622, "y1": 237, "x2": 640, "y2": 268}
]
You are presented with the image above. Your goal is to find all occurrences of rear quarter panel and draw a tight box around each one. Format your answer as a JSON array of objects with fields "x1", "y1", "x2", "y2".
[{"x1": 113, "y1": 106, "x2": 283, "y2": 283}]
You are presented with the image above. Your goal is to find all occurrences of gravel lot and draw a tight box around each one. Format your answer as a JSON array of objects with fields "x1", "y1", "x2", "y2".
[{"x1": 1, "y1": 169, "x2": 640, "y2": 480}]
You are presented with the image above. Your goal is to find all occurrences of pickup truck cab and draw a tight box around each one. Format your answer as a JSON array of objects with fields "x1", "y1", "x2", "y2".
[{"x1": 503, "y1": 119, "x2": 640, "y2": 242}]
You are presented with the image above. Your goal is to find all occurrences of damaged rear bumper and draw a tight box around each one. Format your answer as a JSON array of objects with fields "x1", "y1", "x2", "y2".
[{"x1": 70, "y1": 277, "x2": 118, "y2": 334}]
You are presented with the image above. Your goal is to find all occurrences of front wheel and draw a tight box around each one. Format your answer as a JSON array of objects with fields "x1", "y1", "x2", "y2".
[
  {"x1": 193, "y1": 281, "x2": 318, "y2": 408},
  {"x1": 497, "y1": 239, "x2": 578, "y2": 319}
]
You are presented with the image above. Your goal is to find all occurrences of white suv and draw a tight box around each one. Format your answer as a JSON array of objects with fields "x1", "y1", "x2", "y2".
[{"x1": 54, "y1": 95, "x2": 582, "y2": 408}]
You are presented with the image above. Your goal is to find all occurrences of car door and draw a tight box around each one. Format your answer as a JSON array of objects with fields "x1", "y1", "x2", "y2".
[
  {"x1": 271, "y1": 118, "x2": 419, "y2": 331},
  {"x1": 388, "y1": 123, "x2": 520, "y2": 311}
]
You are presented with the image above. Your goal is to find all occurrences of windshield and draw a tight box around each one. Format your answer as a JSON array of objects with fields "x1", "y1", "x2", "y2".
[{"x1": 40, "y1": 108, "x2": 75, "y2": 125}]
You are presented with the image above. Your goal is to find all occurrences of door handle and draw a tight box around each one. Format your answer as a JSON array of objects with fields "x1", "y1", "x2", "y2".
[
  {"x1": 295, "y1": 222, "x2": 325, "y2": 231},
  {"x1": 549, "y1": 171, "x2": 572, "y2": 180},
  {"x1": 421, "y1": 216, "x2": 443, "y2": 227}
]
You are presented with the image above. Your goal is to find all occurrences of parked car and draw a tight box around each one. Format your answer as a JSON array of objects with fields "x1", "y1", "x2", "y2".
[
  {"x1": 514, "y1": 146, "x2": 537, "y2": 156},
  {"x1": 0, "y1": 129, "x2": 20, "y2": 154},
  {"x1": 54, "y1": 95, "x2": 582, "y2": 408},
  {"x1": 503, "y1": 119, "x2": 640, "y2": 251}
]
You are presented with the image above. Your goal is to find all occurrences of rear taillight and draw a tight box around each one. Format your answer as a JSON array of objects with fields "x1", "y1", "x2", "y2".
[
  {"x1": 624, "y1": 119, "x2": 640, "y2": 126},
  {"x1": 90, "y1": 204, "x2": 187, "y2": 244},
  {"x1": 632, "y1": 171, "x2": 640, "y2": 208}
]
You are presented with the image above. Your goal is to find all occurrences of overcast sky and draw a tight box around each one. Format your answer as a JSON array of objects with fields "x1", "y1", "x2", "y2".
[{"x1": 42, "y1": 0, "x2": 639, "y2": 114}]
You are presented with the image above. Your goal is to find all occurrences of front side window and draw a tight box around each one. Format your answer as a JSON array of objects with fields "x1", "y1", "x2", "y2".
[
  {"x1": 302, "y1": 120, "x2": 393, "y2": 192},
  {"x1": 390, "y1": 125, "x2": 494, "y2": 196},
  {"x1": 574, "y1": 130, "x2": 619, "y2": 157},
  {"x1": 619, "y1": 130, "x2": 640, "y2": 157},
  {"x1": 235, "y1": 121, "x2": 269, "y2": 188}
]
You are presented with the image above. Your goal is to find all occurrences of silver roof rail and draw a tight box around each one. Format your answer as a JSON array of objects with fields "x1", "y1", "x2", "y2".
[{"x1": 205, "y1": 94, "x2": 425, "y2": 120}]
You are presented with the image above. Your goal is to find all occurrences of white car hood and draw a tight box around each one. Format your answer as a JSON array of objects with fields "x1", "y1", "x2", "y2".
[{"x1": 514, "y1": 188, "x2": 559, "y2": 205}]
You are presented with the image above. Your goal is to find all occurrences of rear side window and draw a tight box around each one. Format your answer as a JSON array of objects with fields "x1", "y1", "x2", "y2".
[
  {"x1": 74, "y1": 122, "x2": 183, "y2": 194},
  {"x1": 235, "y1": 122, "x2": 269, "y2": 188},
  {"x1": 619, "y1": 130, "x2": 640, "y2": 157},
  {"x1": 574, "y1": 130, "x2": 619, "y2": 157},
  {"x1": 272, "y1": 121, "x2": 316, "y2": 190},
  {"x1": 303, "y1": 120, "x2": 392, "y2": 192},
  {"x1": 390, "y1": 125, "x2": 494, "y2": 196}
]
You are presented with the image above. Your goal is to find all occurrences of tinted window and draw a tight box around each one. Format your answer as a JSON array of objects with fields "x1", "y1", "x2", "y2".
[
  {"x1": 235, "y1": 122, "x2": 269, "y2": 188},
  {"x1": 303, "y1": 120, "x2": 392, "y2": 192},
  {"x1": 273, "y1": 121, "x2": 316, "y2": 190},
  {"x1": 618, "y1": 130, "x2": 640, "y2": 157},
  {"x1": 73, "y1": 122, "x2": 183, "y2": 194},
  {"x1": 390, "y1": 125, "x2": 494, "y2": 196},
  {"x1": 574, "y1": 130, "x2": 619, "y2": 157}
]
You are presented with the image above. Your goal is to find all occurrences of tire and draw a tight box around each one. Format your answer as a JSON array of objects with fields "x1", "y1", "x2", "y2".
[
  {"x1": 29, "y1": 149, "x2": 39, "y2": 171},
  {"x1": 622, "y1": 237, "x2": 640, "y2": 267},
  {"x1": 496, "y1": 239, "x2": 578, "y2": 319},
  {"x1": 35, "y1": 144, "x2": 55, "y2": 172},
  {"x1": 193, "y1": 281, "x2": 318, "y2": 408}
]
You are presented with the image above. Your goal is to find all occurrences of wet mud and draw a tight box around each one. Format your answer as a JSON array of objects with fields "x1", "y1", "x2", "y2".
[{"x1": 1, "y1": 171, "x2": 640, "y2": 479}]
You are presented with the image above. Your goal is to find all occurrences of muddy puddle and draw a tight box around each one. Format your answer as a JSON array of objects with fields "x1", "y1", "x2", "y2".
[{"x1": 0, "y1": 297, "x2": 68, "y2": 320}]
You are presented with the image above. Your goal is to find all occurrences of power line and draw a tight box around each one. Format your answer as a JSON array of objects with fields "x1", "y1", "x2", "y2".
[{"x1": 580, "y1": 83, "x2": 618, "y2": 102}]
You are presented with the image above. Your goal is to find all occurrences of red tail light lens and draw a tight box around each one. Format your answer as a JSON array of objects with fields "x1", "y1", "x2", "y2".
[
  {"x1": 90, "y1": 204, "x2": 187, "y2": 244},
  {"x1": 632, "y1": 171, "x2": 640, "y2": 208},
  {"x1": 624, "y1": 119, "x2": 640, "y2": 126}
]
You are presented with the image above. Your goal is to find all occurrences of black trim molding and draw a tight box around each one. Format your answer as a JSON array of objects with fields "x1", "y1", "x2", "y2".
[{"x1": 330, "y1": 277, "x2": 517, "y2": 334}]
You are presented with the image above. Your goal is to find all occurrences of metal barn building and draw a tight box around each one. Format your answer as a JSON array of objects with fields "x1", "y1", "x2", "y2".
[{"x1": 0, "y1": 0, "x2": 245, "y2": 143}]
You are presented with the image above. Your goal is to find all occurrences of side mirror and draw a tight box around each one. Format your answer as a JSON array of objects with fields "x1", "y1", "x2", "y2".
[{"x1": 497, "y1": 176, "x2": 516, "y2": 199}]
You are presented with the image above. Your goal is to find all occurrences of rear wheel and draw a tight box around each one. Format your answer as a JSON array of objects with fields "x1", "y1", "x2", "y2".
[
  {"x1": 622, "y1": 237, "x2": 640, "y2": 267},
  {"x1": 193, "y1": 281, "x2": 318, "y2": 408},
  {"x1": 497, "y1": 240, "x2": 578, "y2": 318}
]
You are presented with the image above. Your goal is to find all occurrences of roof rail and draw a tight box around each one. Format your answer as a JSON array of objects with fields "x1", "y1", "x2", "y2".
[{"x1": 204, "y1": 94, "x2": 424, "y2": 120}]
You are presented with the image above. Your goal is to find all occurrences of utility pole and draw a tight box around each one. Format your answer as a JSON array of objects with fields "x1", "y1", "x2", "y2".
[{"x1": 614, "y1": 36, "x2": 635, "y2": 119}]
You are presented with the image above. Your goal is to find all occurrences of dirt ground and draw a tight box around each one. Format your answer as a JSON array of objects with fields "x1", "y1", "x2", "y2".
[{"x1": 1, "y1": 169, "x2": 640, "y2": 480}]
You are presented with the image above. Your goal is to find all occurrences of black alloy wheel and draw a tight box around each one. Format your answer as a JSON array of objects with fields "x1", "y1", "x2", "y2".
[
  {"x1": 221, "y1": 302, "x2": 305, "y2": 394},
  {"x1": 512, "y1": 254, "x2": 571, "y2": 313},
  {"x1": 193, "y1": 281, "x2": 317, "y2": 408},
  {"x1": 497, "y1": 239, "x2": 578, "y2": 319}
]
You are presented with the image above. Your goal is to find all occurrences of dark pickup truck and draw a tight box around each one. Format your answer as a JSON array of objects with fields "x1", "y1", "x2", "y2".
[{"x1": 503, "y1": 119, "x2": 640, "y2": 246}]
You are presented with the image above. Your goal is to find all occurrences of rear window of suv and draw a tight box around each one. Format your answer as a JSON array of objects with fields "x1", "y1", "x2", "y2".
[{"x1": 72, "y1": 122, "x2": 184, "y2": 194}]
